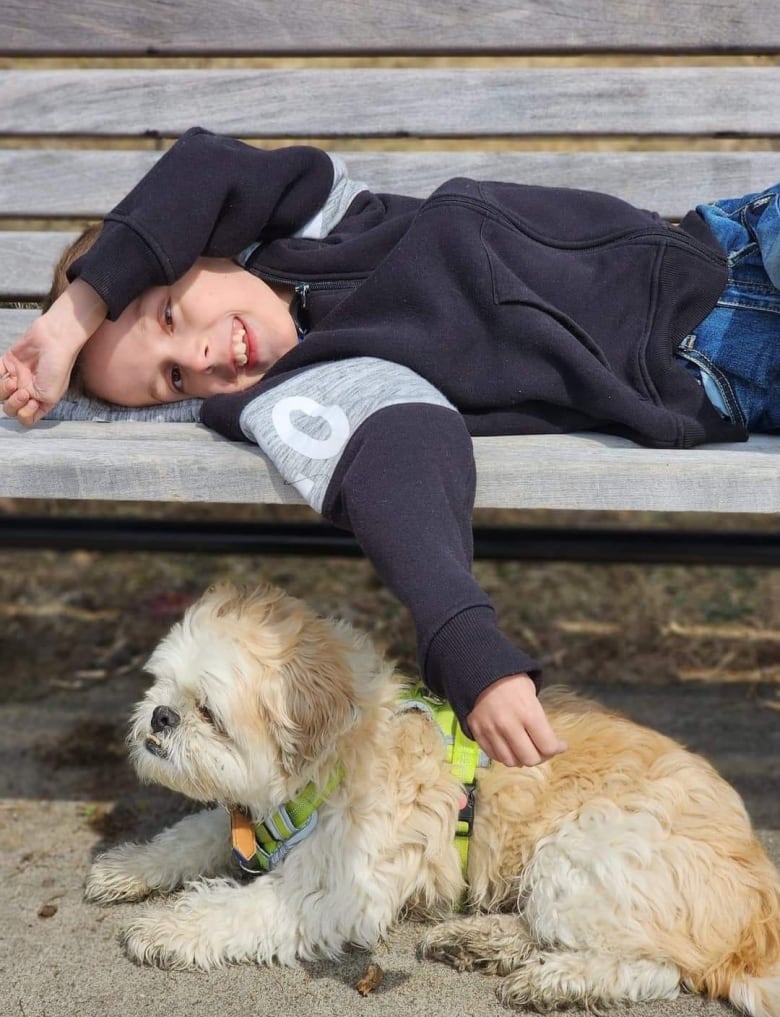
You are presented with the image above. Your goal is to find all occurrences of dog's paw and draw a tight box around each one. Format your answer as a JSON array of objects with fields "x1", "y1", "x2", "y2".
[
  {"x1": 418, "y1": 926, "x2": 475, "y2": 972},
  {"x1": 120, "y1": 900, "x2": 225, "y2": 970},
  {"x1": 84, "y1": 845, "x2": 160, "y2": 904},
  {"x1": 419, "y1": 915, "x2": 535, "y2": 977},
  {"x1": 121, "y1": 905, "x2": 197, "y2": 969}
]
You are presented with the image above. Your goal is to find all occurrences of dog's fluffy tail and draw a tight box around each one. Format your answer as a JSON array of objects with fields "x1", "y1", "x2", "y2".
[
  {"x1": 691, "y1": 875, "x2": 780, "y2": 1017},
  {"x1": 728, "y1": 968, "x2": 780, "y2": 1017},
  {"x1": 716, "y1": 889, "x2": 780, "y2": 1017}
]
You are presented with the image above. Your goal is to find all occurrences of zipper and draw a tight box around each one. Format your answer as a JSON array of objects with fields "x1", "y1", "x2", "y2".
[
  {"x1": 246, "y1": 266, "x2": 364, "y2": 309},
  {"x1": 293, "y1": 279, "x2": 364, "y2": 310}
]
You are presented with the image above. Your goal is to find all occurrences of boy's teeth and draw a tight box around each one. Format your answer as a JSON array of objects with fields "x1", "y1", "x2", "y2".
[{"x1": 232, "y1": 324, "x2": 248, "y2": 367}]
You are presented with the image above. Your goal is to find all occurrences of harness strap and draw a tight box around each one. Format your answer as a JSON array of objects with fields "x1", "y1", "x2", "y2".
[
  {"x1": 398, "y1": 683, "x2": 488, "y2": 877},
  {"x1": 230, "y1": 763, "x2": 345, "y2": 875}
]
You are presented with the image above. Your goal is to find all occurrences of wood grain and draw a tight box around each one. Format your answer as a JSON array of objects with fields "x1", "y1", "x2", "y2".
[
  {"x1": 1, "y1": 67, "x2": 778, "y2": 137},
  {"x1": 3, "y1": 0, "x2": 778, "y2": 54},
  {"x1": 3, "y1": 4, "x2": 778, "y2": 516},
  {"x1": 0, "y1": 233, "x2": 75, "y2": 300},
  {"x1": 1, "y1": 419, "x2": 777, "y2": 513},
  {"x1": 1, "y1": 149, "x2": 778, "y2": 221}
]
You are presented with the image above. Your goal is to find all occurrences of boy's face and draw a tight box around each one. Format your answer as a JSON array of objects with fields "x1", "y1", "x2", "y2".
[{"x1": 78, "y1": 259, "x2": 299, "y2": 406}]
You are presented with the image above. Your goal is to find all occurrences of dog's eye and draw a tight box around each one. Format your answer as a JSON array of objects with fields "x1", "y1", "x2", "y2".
[
  {"x1": 197, "y1": 703, "x2": 216, "y2": 725},
  {"x1": 197, "y1": 700, "x2": 228, "y2": 737}
]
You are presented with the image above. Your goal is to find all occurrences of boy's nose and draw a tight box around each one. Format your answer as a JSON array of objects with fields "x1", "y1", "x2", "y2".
[{"x1": 180, "y1": 336, "x2": 213, "y2": 372}]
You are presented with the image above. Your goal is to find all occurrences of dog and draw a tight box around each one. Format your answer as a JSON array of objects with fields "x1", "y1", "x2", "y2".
[{"x1": 85, "y1": 582, "x2": 780, "y2": 1014}]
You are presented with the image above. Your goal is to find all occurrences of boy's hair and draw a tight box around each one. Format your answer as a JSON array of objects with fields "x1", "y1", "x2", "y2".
[
  {"x1": 43, "y1": 222, "x2": 103, "y2": 312},
  {"x1": 44, "y1": 223, "x2": 103, "y2": 395}
]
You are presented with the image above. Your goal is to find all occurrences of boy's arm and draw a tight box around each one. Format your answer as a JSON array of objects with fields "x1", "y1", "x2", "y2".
[
  {"x1": 1, "y1": 280, "x2": 107, "y2": 425},
  {"x1": 69, "y1": 128, "x2": 335, "y2": 321},
  {"x1": 201, "y1": 359, "x2": 566, "y2": 766},
  {"x1": 323, "y1": 402, "x2": 566, "y2": 766}
]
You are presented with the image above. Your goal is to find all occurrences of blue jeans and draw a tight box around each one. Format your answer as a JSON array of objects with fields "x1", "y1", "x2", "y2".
[{"x1": 676, "y1": 185, "x2": 780, "y2": 433}]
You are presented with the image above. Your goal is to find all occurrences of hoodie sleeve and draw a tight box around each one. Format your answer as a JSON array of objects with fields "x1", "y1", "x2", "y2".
[
  {"x1": 68, "y1": 127, "x2": 334, "y2": 320},
  {"x1": 201, "y1": 356, "x2": 542, "y2": 732},
  {"x1": 321, "y1": 402, "x2": 542, "y2": 731}
]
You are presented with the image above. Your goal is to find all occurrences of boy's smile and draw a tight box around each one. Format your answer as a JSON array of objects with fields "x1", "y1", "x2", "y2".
[{"x1": 77, "y1": 258, "x2": 298, "y2": 406}]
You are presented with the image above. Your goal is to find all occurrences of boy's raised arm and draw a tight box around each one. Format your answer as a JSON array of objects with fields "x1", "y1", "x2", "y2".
[
  {"x1": 70, "y1": 128, "x2": 335, "y2": 322},
  {"x1": 2, "y1": 128, "x2": 335, "y2": 422},
  {"x1": 1, "y1": 279, "x2": 107, "y2": 426}
]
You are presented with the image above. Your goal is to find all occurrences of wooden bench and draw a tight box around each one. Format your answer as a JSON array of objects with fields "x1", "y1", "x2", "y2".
[{"x1": 1, "y1": 1, "x2": 780, "y2": 558}]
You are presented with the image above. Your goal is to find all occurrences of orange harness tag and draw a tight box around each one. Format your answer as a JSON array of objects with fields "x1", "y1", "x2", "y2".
[{"x1": 230, "y1": 808, "x2": 257, "y2": 861}]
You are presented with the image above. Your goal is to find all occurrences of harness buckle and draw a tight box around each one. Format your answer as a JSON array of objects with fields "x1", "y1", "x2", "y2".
[{"x1": 457, "y1": 782, "x2": 477, "y2": 836}]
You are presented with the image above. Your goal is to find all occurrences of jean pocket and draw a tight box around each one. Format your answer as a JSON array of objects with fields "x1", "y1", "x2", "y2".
[{"x1": 676, "y1": 335, "x2": 746, "y2": 428}]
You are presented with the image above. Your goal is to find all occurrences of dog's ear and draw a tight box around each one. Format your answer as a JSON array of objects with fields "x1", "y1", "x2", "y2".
[
  {"x1": 262, "y1": 625, "x2": 357, "y2": 776},
  {"x1": 206, "y1": 584, "x2": 359, "y2": 777},
  {"x1": 278, "y1": 658, "x2": 355, "y2": 775},
  {"x1": 237, "y1": 597, "x2": 357, "y2": 772}
]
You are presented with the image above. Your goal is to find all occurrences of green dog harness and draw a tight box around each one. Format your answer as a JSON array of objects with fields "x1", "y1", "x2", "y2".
[
  {"x1": 230, "y1": 686, "x2": 487, "y2": 877},
  {"x1": 230, "y1": 764, "x2": 345, "y2": 875},
  {"x1": 397, "y1": 683, "x2": 489, "y2": 874}
]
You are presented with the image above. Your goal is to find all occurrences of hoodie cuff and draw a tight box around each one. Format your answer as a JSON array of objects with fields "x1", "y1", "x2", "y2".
[
  {"x1": 424, "y1": 605, "x2": 542, "y2": 735},
  {"x1": 68, "y1": 219, "x2": 171, "y2": 321}
]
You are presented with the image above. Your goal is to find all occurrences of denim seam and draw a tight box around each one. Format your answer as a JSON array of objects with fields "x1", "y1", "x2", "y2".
[
  {"x1": 722, "y1": 273, "x2": 779, "y2": 294},
  {"x1": 676, "y1": 342, "x2": 746, "y2": 429},
  {"x1": 717, "y1": 297, "x2": 780, "y2": 315}
]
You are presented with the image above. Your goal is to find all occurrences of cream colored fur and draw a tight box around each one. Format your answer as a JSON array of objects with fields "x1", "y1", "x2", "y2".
[{"x1": 85, "y1": 583, "x2": 780, "y2": 1014}]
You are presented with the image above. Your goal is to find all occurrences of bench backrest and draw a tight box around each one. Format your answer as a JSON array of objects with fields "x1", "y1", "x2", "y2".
[{"x1": 2, "y1": 0, "x2": 779, "y2": 349}]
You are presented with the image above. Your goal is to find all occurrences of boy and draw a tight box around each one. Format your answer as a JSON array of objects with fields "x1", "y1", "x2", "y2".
[{"x1": 3, "y1": 128, "x2": 777, "y2": 766}]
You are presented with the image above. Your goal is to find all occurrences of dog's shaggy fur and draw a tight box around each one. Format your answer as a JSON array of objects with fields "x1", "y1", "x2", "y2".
[{"x1": 85, "y1": 583, "x2": 780, "y2": 1014}]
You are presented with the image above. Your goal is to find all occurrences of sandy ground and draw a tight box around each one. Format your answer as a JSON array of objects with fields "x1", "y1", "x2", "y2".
[{"x1": 1, "y1": 666, "x2": 778, "y2": 1017}]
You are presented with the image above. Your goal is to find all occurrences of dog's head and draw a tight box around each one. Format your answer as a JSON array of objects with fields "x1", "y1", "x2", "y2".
[{"x1": 129, "y1": 582, "x2": 385, "y2": 812}]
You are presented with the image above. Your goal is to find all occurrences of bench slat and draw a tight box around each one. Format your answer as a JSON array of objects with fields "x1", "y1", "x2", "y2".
[
  {"x1": 2, "y1": 145, "x2": 779, "y2": 300},
  {"x1": 3, "y1": 0, "x2": 779, "y2": 54},
  {"x1": 0, "y1": 233, "x2": 74, "y2": 300},
  {"x1": 2, "y1": 150, "x2": 778, "y2": 221},
  {"x1": 0, "y1": 310, "x2": 38, "y2": 343},
  {"x1": 1, "y1": 420, "x2": 777, "y2": 512},
  {"x1": 2, "y1": 68, "x2": 779, "y2": 136}
]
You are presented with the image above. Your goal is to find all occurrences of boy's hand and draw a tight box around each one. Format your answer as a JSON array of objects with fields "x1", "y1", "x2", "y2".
[
  {"x1": 1, "y1": 319, "x2": 78, "y2": 425},
  {"x1": 467, "y1": 673, "x2": 567, "y2": 767},
  {"x1": 1, "y1": 280, "x2": 107, "y2": 426}
]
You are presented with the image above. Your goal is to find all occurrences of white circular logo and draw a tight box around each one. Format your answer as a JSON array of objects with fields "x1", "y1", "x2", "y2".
[{"x1": 271, "y1": 396, "x2": 351, "y2": 460}]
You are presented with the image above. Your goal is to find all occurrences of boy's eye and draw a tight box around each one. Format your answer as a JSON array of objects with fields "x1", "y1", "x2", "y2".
[
  {"x1": 164, "y1": 300, "x2": 173, "y2": 328},
  {"x1": 171, "y1": 365, "x2": 184, "y2": 392}
]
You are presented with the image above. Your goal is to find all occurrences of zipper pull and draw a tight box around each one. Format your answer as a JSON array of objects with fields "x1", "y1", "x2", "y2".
[{"x1": 294, "y1": 283, "x2": 310, "y2": 310}]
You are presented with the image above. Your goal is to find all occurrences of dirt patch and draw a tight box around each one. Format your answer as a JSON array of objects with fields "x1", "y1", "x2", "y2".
[{"x1": 38, "y1": 717, "x2": 127, "y2": 769}]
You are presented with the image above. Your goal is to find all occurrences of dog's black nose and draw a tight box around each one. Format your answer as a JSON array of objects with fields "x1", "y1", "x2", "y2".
[{"x1": 151, "y1": 705, "x2": 181, "y2": 734}]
